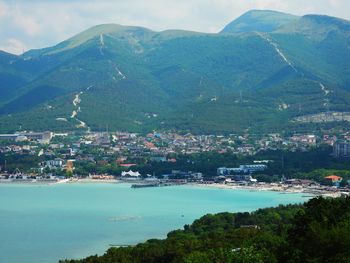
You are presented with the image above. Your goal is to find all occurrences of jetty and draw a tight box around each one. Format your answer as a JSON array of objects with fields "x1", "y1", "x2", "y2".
[
  {"x1": 131, "y1": 181, "x2": 185, "y2": 188},
  {"x1": 131, "y1": 182, "x2": 161, "y2": 188}
]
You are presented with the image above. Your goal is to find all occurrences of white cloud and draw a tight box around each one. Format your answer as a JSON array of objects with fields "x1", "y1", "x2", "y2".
[
  {"x1": 12, "y1": 6, "x2": 42, "y2": 36},
  {"x1": 0, "y1": 1, "x2": 7, "y2": 18},
  {"x1": 0, "y1": 38, "x2": 27, "y2": 54},
  {"x1": 329, "y1": 0, "x2": 341, "y2": 8}
]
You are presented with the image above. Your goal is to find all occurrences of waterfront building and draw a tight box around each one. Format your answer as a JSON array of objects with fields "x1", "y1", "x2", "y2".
[
  {"x1": 239, "y1": 165, "x2": 267, "y2": 173},
  {"x1": 217, "y1": 167, "x2": 243, "y2": 175},
  {"x1": 121, "y1": 170, "x2": 141, "y2": 177},
  {"x1": 324, "y1": 175, "x2": 343, "y2": 187},
  {"x1": 217, "y1": 165, "x2": 267, "y2": 175}
]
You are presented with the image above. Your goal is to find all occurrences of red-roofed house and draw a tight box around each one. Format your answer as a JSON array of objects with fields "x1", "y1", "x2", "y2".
[{"x1": 325, "y1": 175, "x2": 342, "y2": 187}]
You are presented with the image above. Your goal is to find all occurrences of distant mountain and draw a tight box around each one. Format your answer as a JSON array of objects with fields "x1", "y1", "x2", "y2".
[
  {"x1": 221, "y1": 10, "x2": 299, "y2": 33},
  {"x1": 279, "y1": 14, "x2": 350, "y2": 38},
  {"x1": 0, "y1": 10, "x2": 350, "y2": 133}
]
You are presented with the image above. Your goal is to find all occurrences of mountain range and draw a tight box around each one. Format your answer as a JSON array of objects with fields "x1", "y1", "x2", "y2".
[{"x1": 1, "y1": 10, "x2": 350, "y2": 134}]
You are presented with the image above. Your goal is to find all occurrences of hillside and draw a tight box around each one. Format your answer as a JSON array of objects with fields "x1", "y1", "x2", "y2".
[
  {"x1": 221, "y1": 10, "x2": 299, "y2": 33},
  {"x1": 0, "y1": 10, "x2": 350, "y2": 133}
]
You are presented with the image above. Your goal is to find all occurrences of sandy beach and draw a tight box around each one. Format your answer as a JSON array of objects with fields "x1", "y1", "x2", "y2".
[{"x1": 189, "y1": 182, "x2": 343, "y2": 198}]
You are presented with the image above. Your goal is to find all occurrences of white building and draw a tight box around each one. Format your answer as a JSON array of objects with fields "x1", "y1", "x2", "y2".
[{"x1": 121, "y1": 171, "x2": 141, "y2": 177}]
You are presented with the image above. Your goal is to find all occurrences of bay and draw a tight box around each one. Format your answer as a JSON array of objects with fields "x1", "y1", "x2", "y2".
[{"x1": 0, "y1": 183, "x2": 308, "y2": 263}]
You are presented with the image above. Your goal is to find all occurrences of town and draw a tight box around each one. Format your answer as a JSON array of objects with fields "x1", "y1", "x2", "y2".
[{"x1": 1, "y1": 130, "x2": 350, "y2": 196}]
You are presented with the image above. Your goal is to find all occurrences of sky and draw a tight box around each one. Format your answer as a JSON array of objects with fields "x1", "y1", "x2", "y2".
[{"x1": 0, "y1": 0, "x2": 349, "y2": 54}]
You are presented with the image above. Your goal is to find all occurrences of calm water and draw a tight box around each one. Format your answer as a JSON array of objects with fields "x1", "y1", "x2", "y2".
[{"x1": 0, "y1": 183, "x2": 309, "y2": 263}]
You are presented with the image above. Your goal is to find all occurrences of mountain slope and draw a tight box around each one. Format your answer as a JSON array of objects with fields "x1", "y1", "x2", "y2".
[
  {"x1": 1, "y1": 11, "x2": 350, "y2": 133},
  {"x1": 221, "y1": 10, "x2": 299, "y2": 33}
]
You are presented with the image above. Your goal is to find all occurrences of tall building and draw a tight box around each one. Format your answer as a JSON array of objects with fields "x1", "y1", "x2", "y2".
[{"x1": 333, "y1": 141, "x2": 350, "y2": 157}]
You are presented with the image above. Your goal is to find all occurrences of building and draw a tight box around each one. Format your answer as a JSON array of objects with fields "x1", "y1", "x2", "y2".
[
  {"x1": 94, "y1": 132, "x2": 110, "y2": 147},
  {"x1": 0, "y1": 132, "x2": 52, "y2": 143},
  {"x1": 0, "y1": 134, "x2": 19, "y2": 141},
  {"x1": 239, "y1": 165, "x2": 267, "y2": 173},
  {"x1": 217, "y1": 165, "x2": 267, "y2": 175},
  {"x1": 44, "y1": 159, "x2": 64, "y2": 169},
  {"x1": 285, "y1": 179, "x2": 315, "y2": 186},
  {"x1": 324, "y1": 175, "x2": 342, "y2": 187},
  {"x1": 162, "y1": 170, "x2": 203, "y2": 180},
  {"x1": 333, "y1": 141, "x2": 350, "y2": 157},
  {"x1": 21, "y1": 132, "x2": 52, "y2": 142},
  {"x1": 217, "y1": 167, "x2": 243, "y2": 175},
  {"x1": 121, "y1": 171, "x2": 141, "y2": 177},
  {"x1": 290, "y1": 134, "x2": 316, "y2": 146},
  {"x1": 232, "y1": 174, "x2": 252, "y2": 182}
]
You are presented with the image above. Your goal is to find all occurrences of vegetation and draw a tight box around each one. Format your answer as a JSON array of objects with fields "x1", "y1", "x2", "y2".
[
  {"x1": 1, "y1": 11, "x2": 350, "y2": 133},
  {"x1": 127, "y1": 145, "x2": 350, "y2": 180},
  {"x1": 221, "y1": 10, "x2": 299, "y2": 33},
  {"x1": 3, "y1": 143, "x2": 350, "y2": 184},
  {"x1": 61, "y1": 196, "x2": 350, "y2": 263}
]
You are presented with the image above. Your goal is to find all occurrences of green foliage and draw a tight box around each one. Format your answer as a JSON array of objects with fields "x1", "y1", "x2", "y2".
[
  {"x1": 0, "y1": 152, "x2": 44, "y2": 173},
  {"x1": 1, "y1": 13, "x2": 350, "y2": 133},
  {"x1": 221, "y1": 10, "x2": 298, "y2": 33}
]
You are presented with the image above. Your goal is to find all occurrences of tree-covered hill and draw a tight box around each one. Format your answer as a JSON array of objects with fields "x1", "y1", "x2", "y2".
[
  {"x1": 1, "y1": 10, "x2": 350, "y2": 133},
  {"x1": 61, "y1": 197, "x2": 350, "y2": 263},
  {"x1": 220, "y1": 10, "x2": 299, "y2": 33}
]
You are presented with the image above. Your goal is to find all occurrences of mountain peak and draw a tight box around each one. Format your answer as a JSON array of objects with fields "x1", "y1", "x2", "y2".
[
  {"x1": 300, "y1": 14, "x2": 350, "y2": 31},
  {"x1": 220, "y1": 9, "x2": 299, "y2": 33},
  {"x1": 2, "y1": 10, "x2": 350, "y2": 133},
  {"x1": 244, "y1": 9, "x2": 292, "y2": 16},
  {"x1": 277, "y1": 14, "x2": 350, "y2": 39},
  {"x1": 24, "y1": 23, "x2": 154, "y2": 57},
  {"x1": 81, "y1": 23, "x2": 153, "y2": 36}
]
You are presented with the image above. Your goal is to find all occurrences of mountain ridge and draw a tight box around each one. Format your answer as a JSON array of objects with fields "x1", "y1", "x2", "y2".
[
  {"x1": 220, "y1": 10, "x2": 299, "y2": 33},
  {"x1": 0, "y1": 10, "x2": 350, "y2": 133},
  {"x1": 2, "y1": 10, "x2": 350, "y2": 56}
]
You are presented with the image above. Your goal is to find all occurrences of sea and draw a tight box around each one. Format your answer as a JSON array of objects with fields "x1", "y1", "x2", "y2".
[{"x1": 0, "y1": 183, "x2": 309, "y2": 263}]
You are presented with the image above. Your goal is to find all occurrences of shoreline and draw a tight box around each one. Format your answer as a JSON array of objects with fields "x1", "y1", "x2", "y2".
[
  {"x1": 66, "y1": 178, "x2": 122, "y2": 184},
  {"x1": 0, "y1": 178, "x2": 344, "y2": 198},
  {"x1": 188, "y1": 182, "x2": 343, "y2": 198}
]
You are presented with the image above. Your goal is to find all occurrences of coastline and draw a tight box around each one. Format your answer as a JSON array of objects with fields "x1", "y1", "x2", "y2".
[
  {"x1": 66, "y1": 178, "x2": 122, "y2": 184},
  {"x1": 0, "y1": 178, "x2": 311, "y2": 263},
  {"x1": 188, "y1": 182, "x2": 342, "y2": 198},
  {"x1": 1, "y1": 178, "x2": 344, "y2": 198}
]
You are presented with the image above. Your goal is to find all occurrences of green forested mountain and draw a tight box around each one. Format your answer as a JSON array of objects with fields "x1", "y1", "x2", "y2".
[
  {"x1": 220, "y1": 10, "x2": 299, "y2": 33},
  {"x1": 1, "y1": 10, "x2": 350, "y2": 133},
  {"x1": 61, "y1": 197, "x2": 350, "y2": 263}
]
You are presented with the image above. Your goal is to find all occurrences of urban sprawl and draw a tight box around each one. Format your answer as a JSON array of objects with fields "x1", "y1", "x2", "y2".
[{"x1": 1, "y1": 130, "x2": 350, "y2": 197}]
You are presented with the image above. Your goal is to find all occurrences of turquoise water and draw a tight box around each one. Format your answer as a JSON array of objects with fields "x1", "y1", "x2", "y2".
[{"x1": 0, "y1": 183, "x2": 309, "y2": 263}]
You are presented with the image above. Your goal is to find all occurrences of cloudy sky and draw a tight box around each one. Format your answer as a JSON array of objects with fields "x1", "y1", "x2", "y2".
[{"x1": 0, "y1": 0, "x2": 348, "y2": 54}]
